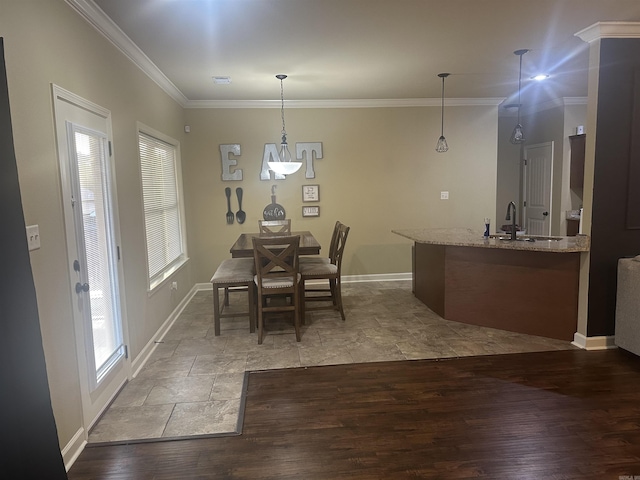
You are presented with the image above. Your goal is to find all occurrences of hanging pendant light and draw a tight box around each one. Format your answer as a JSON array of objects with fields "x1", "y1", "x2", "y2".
[
  {"x1": 435, "y1": 73, "x2": 450, "y2": 153},
  {"x1": 510, "y1": 49, "x2": 529, "y2": 144},
  {"x1": 268, "y1": 74, "x2": 302, "y2": 175}
]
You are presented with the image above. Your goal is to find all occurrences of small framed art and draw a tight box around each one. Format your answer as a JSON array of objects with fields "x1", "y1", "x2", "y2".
[
  {"x1": 302, "y1": 184, "x2": 319, "y2": 202},
  {"x1": 302, "y1": 206, "x2": 320, "y2": 217}
]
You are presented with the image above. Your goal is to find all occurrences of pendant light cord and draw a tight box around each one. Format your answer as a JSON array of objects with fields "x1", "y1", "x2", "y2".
[
  {"x1": 280, "y1": 77, "x2": 287, "y2": 142},
  {"x1": 517, "y1": 52, "x2": 522, "y2": 125},
  {"x1": 513, "y1": 49, "x2": 529, "y2": 125},
  {"x1": 440, "y1": 75, "x2": 445, "y2": 136}
]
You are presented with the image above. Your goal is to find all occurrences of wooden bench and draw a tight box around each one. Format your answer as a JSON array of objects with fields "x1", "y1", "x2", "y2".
[{"x1": 210, "y1": 258, "x2": 255, "y2": 335}]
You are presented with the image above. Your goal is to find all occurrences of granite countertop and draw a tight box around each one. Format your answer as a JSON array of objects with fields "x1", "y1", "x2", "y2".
[{"x1": 392, "y1": 228, "x2": 590, "y2": 253}]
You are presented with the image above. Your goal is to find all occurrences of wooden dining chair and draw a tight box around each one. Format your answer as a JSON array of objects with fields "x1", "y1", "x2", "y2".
[
  {"x1": 300, "y1": 222, "x2": 350, "y2": 322},
  {"x1": 258, "y1": 219, "x2": 291, "y2": 234},
  {"x1": 252, "y1": 234, "x2": 301, "y2": 344},
  {"x1": 300, "y1": 221, "x2": 340, "y2": 265}
]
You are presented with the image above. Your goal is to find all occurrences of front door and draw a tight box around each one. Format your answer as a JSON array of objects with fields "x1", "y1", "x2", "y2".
[
  {"x1": 524, "y1": 142, "x2": 553, "y2": 236},
  {"x1": 53, "y1": 86, "x2": 129, "y2": 431}
]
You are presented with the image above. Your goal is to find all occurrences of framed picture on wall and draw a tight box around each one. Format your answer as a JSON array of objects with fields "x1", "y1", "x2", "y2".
[
  {"x1": 302, "y1": 206, "x2": 320, "y2": 217},
  {"x1": 302, "y1": 184, "x2": 319, "y2": 202}
]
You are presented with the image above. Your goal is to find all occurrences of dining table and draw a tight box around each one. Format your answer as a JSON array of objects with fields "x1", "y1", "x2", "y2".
[{"x1": 229, "y1": 231, "x2": 321, "y2": 258}]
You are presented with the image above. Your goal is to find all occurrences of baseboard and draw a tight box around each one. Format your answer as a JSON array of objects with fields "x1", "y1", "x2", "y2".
[
  {"x1": 130, "y1": 284, "x2": 200, "y2": 377},
  {"x1": 342, "y1": 272, "x2": 412, "y2": 283},
  {"x1": 61, "y1": 427, "x2": 86, "y2": 472},
  {"x1": 572, "y1": 333, "x2": 617, "y2": 350}
]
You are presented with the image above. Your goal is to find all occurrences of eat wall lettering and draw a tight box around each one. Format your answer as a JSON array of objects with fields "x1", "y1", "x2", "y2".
[{"x1": 220, "y1": 142, "x2": 323, "y2": 181}]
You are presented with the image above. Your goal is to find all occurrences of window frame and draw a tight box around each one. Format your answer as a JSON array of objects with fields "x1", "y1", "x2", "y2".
[{"x1": 137, "y1": 122, "x2": 188, "y2": 292}]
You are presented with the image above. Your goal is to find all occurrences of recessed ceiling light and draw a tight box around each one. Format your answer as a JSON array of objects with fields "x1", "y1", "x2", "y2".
[
  {"x1": 531, "y1": 74, "x2": 550, "y2": 81},
  {"x1": 212, "y1": 76, "x2": 232, "y2": 85}
]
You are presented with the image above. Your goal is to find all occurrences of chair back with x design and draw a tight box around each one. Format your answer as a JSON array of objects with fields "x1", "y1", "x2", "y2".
[
  {"x1": 258, "y1": 219, "x2": 291, "y2": 234},
  {"x1": 252, "y1": 235, "x2": 301, "y2": 344}
]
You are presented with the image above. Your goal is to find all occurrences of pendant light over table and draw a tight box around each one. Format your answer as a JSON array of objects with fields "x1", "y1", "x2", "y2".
[
  {"x1": 509, "y1": 49, "x2": 529, "y2": 144},
  {"x1": 268, "y1": 74, "x2": 302, "y2": 175},
  {"x1": 435, "y1": 73, "x2": 450, "y2": 153}
]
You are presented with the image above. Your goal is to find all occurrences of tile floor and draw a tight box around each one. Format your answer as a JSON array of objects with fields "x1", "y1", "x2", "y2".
[{"x1": 87, "y1": 280, "x2": 576, "y2": 444}]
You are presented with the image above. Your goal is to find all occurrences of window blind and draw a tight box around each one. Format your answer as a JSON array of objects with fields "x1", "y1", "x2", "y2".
[
  {"x1": 74, "y1": 128, "x2": 120, "y2": 372},
  {"x1": 138, "y1": 132, "x2": 184, "y2": 286}
]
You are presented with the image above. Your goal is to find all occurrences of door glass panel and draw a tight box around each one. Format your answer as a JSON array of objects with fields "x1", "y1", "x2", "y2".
[{"x1": 71, "y1": 125, "x2": 123, "y2": 383}]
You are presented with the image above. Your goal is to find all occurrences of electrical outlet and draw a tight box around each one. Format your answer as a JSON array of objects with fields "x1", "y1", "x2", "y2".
[
  {"x1": 171, "y1": 281, "x2": 178, "y2": 291},
  {"x1": 26, "y1": 225, "x2": 41, "y2": 251},
  {"x1": 440, "y1": 191, "x2": 449, "y2": 200}
]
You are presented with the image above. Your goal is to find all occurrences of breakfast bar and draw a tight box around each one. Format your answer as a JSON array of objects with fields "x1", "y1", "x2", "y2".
[{"x1": 392, "y1": 228, "x2": 590, "y2": 341}]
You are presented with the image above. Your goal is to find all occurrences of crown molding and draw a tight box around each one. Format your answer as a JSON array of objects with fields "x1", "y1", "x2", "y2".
[
  {"x1": 184, "y1": 98, "x2": 505, "y2": 109},
  {"x1": 523, "y1": 96, "x2": 588, "y2": 115},
  {"x1": 65, "y1": 0, "x2": 188, "y2": 106},
  {"x1": 575, "y1": 21, "x2": 640, "y2": 43},
  {"x1": 500, "y1": 97, "x2": 587, "y2": 117},
  {"x1": 562, "y1": 97, "x2": 589, "y2": 106}
]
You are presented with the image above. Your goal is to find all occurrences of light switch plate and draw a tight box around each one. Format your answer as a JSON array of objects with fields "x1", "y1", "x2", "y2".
[
  {"x1": 440, "y1": 191, "x2": 449, "y2": 200},
  {"x1": 26, "y1": 225, "x2": 40, "y2": 251}
]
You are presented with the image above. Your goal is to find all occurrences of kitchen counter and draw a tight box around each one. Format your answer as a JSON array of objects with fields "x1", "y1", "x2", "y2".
[
  {"x1": 393, "y1": 228, "x2": 587, "y2": 341},
  {"x1": 392, "y1": 228, "x2": 589, "y2": 253}
]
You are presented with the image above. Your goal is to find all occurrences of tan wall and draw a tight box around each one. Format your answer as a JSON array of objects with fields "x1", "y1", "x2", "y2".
[
  {"x1": 1, "y1": 0, "x2": 189, "y2": 451},
  {"x1": 184, "y1": 105, "x2": 498, "y2": 282}
]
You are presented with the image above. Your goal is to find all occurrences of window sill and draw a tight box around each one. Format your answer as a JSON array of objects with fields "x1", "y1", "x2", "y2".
[{"x1": 147, "y1": 256, "x2": 190, "y2": 296}]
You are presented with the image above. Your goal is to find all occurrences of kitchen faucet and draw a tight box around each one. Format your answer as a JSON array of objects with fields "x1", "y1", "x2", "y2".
[{"x1": 505, "y1": 201, "x2": 517, "y2": 240}]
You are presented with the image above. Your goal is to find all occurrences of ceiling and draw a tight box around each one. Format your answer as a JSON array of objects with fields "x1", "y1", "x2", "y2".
[{"x1": 86, "y1": 0, "x2": 640, "y2": 106}]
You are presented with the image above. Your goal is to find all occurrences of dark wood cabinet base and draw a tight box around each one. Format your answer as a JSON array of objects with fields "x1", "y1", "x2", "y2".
[{"x1": 414, "y1": 243, "x2": 580, "y2": 341}]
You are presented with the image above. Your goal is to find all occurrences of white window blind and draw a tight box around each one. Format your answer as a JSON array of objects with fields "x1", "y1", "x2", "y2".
[
  {"x1": 73, "y1": 127, "x2": 122, "y2": 377},
  {"x1": 138, "y1": 131, "x2": 185, "y2": 287}
]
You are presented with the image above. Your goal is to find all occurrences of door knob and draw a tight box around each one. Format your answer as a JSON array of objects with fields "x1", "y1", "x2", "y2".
[
  {"x1": 75, "y1": 282, "x2": 90, "y2": 294},
  {"x1": 543, "y1": 211, "x2": 549, "y2": 216}
]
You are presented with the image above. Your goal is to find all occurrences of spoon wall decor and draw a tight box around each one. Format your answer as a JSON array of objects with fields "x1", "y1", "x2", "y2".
[{"x1": 236, "y1": 187, "x2": 246, "y2": 224}]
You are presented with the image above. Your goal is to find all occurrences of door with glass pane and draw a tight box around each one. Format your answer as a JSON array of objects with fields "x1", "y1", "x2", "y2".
[
  {"x1": 53, "y1": 86, "x2": 129, "y2": 430},
  {"x1": 68, "y1": 123, "x2": 125, "y2": 384}
]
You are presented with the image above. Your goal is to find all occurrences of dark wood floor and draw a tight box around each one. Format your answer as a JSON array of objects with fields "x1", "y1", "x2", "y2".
[{"x1": 67, "y1": 349, "x2": 640, "y2": 479}]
